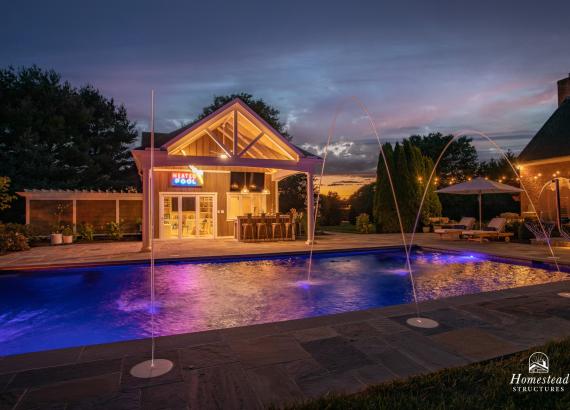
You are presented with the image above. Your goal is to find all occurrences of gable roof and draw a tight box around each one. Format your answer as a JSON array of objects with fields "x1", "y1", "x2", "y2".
[
  {"x1": 518, "y1": 98, "x2": 570, "y2": 163},
  {"x1": 136, "y1": 98, "x2": 320, "y2": 161},
  {"x1": 137, "y1": 98, "x2": 321, "y2": 159}
]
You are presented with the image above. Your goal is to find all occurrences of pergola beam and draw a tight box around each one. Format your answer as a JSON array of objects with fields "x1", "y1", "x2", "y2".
[
  {"x1": 204, "y1": 129, "x2": 232, "y2": 157},
  {"x1": 238, "y1": 131, "x2": 264, "y2": 158}
]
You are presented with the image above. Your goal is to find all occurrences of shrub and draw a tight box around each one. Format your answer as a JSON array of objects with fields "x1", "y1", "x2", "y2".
[
  {"x1": 62, "y1": 225, "x2": 74, "y2": 236},
  {"x1": 0, "y1": 223, "x2": 30, "y2": 252},
  {"x1": 517, "y1": 220, "x2": 534, "y2": 242},
  {"x1": 78, "y1": 223, "x2": 94, "y2": 241},
  {"x1": 356, "y1": 213, "x2": 374, "y2": 234},
  {"x1": 106, "y1": 220, "x2": 123, "y2": 240}
]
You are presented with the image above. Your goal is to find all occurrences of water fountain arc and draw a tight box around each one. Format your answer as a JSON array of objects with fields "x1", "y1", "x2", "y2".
[
  {"x1": 407, "y1": 129, "x2": 561, "y2": 274},
  {"x1": 306, "y1": 96, "x2": 430, "y2": 325},
  {"x1": 130, "y1": 90, "x2": 174, "y2": 379}
]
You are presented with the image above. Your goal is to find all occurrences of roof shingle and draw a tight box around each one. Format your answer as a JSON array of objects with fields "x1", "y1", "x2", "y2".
[{"x1": 518, "y1": 98, "x2": 570, "y2": 162}]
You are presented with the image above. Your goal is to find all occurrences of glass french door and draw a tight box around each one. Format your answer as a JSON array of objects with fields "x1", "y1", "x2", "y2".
[{"x1": 161, "y1": 194, "x2": 215, "y2": 239}]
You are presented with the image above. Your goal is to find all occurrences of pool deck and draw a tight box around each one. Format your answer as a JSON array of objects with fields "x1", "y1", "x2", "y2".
[
  {"x1": 0, "y1": 280, "x2": 569, "y2": 409},
  {"x1": 1, "y1": 232, "x2": 570, "y2": 270}
]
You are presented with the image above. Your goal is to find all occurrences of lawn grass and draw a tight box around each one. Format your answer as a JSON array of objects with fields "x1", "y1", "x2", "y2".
[
  {"x1": 320, "y1": 224, "x2": 359, "y2": 233},
  {"x1": 287, "y1": 337, "x2": 570, "y2": 410}
]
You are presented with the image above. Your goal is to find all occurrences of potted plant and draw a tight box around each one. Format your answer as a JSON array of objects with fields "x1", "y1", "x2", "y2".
[
  {"x1": 50, "y1": 202, "x2": 68, "y2": 245},
  {"x1": 50, "y1": 223, "x2": 63, "y2": 245},
  {"x1": 62, "y1": 225, "x2": 74, "y2": 244}
]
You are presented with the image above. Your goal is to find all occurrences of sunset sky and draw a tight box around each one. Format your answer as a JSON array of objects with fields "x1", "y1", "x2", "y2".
[{"x1": 2, "y1": 0, "x2": 569, "y2": 177}]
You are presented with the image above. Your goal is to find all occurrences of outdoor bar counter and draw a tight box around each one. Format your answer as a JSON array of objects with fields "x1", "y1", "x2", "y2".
[{"x1": 235, "y1": 214, "x2": 295, "y2": 241}]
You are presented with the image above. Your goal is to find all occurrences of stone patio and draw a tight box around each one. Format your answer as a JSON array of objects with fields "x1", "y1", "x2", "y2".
[
  {"x1": 2, "y1": 232, "x2": 570, "y2": 270},
  {"x1": 1, "y1": 280, "x2": 569, "y2": 409}
]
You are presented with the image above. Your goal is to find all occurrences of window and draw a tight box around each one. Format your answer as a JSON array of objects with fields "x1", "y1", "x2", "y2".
[
  {"x1": 226, "y1": 193, "x2": 268, "y2": 220},
  {"x1": 230, "y1": 172, "x2": 265, "y2": 192}
]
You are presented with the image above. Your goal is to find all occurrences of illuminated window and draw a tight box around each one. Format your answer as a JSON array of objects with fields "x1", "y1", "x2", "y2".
[{"x1": 226, "y1": 193, "x2": 268, "y2": 220}]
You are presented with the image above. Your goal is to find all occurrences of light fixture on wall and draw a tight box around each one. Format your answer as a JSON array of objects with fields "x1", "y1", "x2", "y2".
[{"x1": 262, "y1": 188, "x2": 270, "y2": 194}]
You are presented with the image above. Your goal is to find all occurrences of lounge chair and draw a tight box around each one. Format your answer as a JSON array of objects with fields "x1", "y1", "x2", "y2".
[
  {"x1": 434, "y1": 217, "x2": 476, "y2": 240},
  {"x1": 462, "y1": 217, "x2": 514, "y2": 242}
]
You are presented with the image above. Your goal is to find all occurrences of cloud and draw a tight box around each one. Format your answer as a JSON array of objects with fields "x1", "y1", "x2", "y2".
[{"x1": 1, "y1": 0, "x2": 569, "y2": 169}]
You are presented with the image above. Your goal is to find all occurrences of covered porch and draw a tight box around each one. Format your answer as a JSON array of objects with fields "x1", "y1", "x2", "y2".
[{"x1": 131, "y1": 98, "x2": 322, "y2": 250}]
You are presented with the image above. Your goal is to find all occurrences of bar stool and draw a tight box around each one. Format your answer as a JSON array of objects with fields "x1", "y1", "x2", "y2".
[
  {"x1": 271, "y1": 213, "x2": 284, "y2": 240},
  {"x1": 256, "y1": 214, "x2": 269, "y2": 240},
  {"x1": 284, "y1": 215, "x2": 295, "y2": 240},
  {"x1": 241, "y1": 214, "x2": 254, "y2": 241}
]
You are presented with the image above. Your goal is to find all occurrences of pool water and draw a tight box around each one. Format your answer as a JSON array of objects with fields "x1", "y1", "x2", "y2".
[{"x1": 0, "y1": 249, "x2": 566, "y2": 356}]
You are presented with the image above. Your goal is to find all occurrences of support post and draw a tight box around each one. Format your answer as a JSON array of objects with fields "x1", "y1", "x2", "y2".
[
  {"x1": 141, "y1": 168, "x2": 151, "y2": 252},
  {"x1": 306, "y1": 172, "x2": 315, "y2": 245},
  {"x1": 25, "y1": 198, "x2": 30, "y2": 225},
  {"x1": 233, "y1": 110, "x2": 238, "y2": 156},
  {"x1": 555, "y1": 178, "x2": 562, "y2": 231},
  {"x1": 72, "y1": 199, "x2": 77, "y2": 233},
  {"x1": 478, "y1": 192, "x2": 482, "y2": 230}
]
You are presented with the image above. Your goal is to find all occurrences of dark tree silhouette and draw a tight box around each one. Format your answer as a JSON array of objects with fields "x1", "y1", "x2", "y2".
[{"x1": 0, "y1": 66, "x2": 139, "y2": 221}]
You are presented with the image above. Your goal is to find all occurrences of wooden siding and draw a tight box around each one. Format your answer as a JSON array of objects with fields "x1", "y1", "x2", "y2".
[
  {"x1": 29, "y1": 200, "x2": 73, "y2": 235},
  {"x1": 119, "y1": 200, "x2": 143, "y2": 233},
  {"x1": 151, "y1": 169, "x2": 277, "y2": 238},
  {"x1": 76, "y1": 200, "x2": 116, "y2": 233}
]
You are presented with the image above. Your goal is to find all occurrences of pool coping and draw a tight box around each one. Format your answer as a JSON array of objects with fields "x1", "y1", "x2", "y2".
[{"x1": 1, "y1": 243, "x2": 569, "y2": 274}]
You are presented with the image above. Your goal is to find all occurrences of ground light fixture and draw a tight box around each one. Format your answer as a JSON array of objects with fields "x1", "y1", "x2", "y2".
[
  {"x1": 406, "y1": 317, "x2": 440, "y2": 328},
  {"x1": 130, "y1": 359, "x2": 174, "y2": 378},
  {"x1": 131, "y1": 89, "x2": 174, "y2": 378}
]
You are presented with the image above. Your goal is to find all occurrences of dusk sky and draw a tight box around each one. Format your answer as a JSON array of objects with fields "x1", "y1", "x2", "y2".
[{"x1": 3, "y1": 0, "x2": 570, "y2": 173}]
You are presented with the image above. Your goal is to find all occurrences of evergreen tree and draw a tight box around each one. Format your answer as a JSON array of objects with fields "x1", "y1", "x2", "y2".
[
  {"x1": 0, "y1": 66, "x2": 139, "y2": 221},
  {"x1": 374, "y1": 143, "x2": 400, "y2": 233},
  {"x1": 374, "y1": 140, "x2": 441, "y2": 233}
]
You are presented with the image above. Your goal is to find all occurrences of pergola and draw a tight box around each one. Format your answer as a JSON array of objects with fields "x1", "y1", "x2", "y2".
[{"x1": 131, "y1": 98, "x2": 323, "y2": 250}]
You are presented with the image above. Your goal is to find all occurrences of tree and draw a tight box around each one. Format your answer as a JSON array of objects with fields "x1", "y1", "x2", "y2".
[
  {"x1": 477, "y1": 151, "x2": 518, "y2": 183},
  {"x1": 318, "y1": 191, "x2": 344, "y2": 226},
  {"x1": 197, "y1": 93, "x2": 291, "y2": 140},
  {"x1": 278, "y1": 173, "x2": 307, "y2": 213},
  {"x1": 475, "y1": 150, "x2": 520, "y2": 218},
  {"x1": 374, "y1": 141, "x2": 441, "y2": 233},
  {"x1": 0, "y1": 66, "x2": 139, "y2": 222},
  {"x1": 374, "y1": 143, "x2": 400, "y2": 233},
  {"x1": 409, "y1": 133, "x2": 478, "y2": 185},
  {"x1": 347, "y1": 182, "x2": 375, "y2": 224},
  {"x1": 0, "y1": 176, "x2": 15, "y2": 212}
]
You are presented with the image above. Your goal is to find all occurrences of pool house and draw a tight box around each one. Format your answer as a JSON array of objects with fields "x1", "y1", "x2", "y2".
[{"x1": 132, "y1": 98, "x2": 323, "y2": 250}]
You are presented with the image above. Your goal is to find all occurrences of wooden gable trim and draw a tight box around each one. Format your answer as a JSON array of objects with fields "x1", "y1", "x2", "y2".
[{"x1": 163, "y1": 99, "x2": 304, "y2": 161}]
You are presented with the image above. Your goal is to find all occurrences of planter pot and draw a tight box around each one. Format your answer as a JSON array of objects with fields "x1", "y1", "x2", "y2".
[
  {"x1": 422, "y1": 227, "x2": 431, "y2": 233},
  {"x1": 50, "y1": 233, "x2": 63, "y2": 245},
  {"x1": 63, "y1": 235, "x2": 74, "y2": 244}
]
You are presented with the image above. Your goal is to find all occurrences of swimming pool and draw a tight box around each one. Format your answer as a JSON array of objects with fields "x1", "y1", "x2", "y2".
[{"x1": 0, "y1": 248, "x2": 566, "y2": 356}]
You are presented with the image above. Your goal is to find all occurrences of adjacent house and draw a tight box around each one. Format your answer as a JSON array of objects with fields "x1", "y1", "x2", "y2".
[{"x1": 518, "y1": 73, "x2": 570, "y2": 227}]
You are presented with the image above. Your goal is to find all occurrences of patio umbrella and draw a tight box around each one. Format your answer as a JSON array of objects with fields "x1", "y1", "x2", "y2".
[{"x1": 436, "y1": 177, "x2": 523, "y2": 230}]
